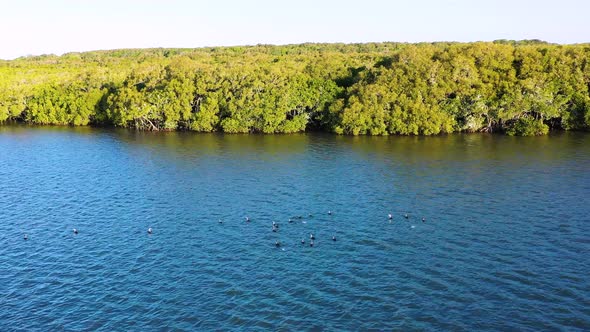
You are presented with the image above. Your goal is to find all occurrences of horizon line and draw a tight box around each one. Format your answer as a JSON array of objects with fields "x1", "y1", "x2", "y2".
[{"x1": 3, "y1": 39, "x2": 590, "y2": 61}]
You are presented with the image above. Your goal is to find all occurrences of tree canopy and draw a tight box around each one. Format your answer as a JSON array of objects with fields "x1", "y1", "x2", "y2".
[{"x1": 1, "y1": 41, "x2": 589, "y2": 135}]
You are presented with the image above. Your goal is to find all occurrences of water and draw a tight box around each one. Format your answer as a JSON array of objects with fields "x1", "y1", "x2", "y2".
[{"x1": 1, "y1": 125, "x2": 589, "y2": 331}]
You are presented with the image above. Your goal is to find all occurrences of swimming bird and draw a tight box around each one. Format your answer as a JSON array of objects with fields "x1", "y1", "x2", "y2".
[
  {"x1": 245, "y1": 216, "x2": 250, "y2": 222},
  {"x1": 218, "y1": 219, "x2": 223, "y2": 224},
  {"x1": 147, "y1": 227, "x2": 153, "y2": 234},
  {"x1": 275, "y1": 240, "x2": 281, "y2": 247},
  {"x1": 73, "y1": 228, "x2": 78, "y2": 234},
  {"x1": 388, "y1": 213, "x2": 393, "y2": 220},
  {"x1": 288, "y1": 218, "x2": 293, "y2": 223},
  {"x1": 310, "y1": 233, "x2": 315, "y2": 240},
  {"x1": 422, "y1": 217, "x2": 425, "y2": 222},
  {"x1": 24, "y1": 234, "x2": 28, "y2": 240},
  {"x1": 404, "y1": 213, "x2": 409, "y2": 219},
  {"x1": 310, "y1": 240, "x2": 314, "y2": 247},
  {"x1": 332, "y1": 235, "x2": 337, "y2": 241},
  {"x1": 301, "y1": 238, "x2": 305, "y2": 244},
  {"x1": 328, "y1": 210, "x2": 332, "y2": 215}
]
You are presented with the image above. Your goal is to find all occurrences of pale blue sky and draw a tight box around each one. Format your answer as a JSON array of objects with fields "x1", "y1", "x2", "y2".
[{"x1": 0, "y1": 0, "x2": 588, "y2": 59}]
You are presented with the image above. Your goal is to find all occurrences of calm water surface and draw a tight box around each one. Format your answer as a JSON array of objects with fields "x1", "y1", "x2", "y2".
[{"x1": 1, "y1": 126, "x2": 589, "y2": 331}]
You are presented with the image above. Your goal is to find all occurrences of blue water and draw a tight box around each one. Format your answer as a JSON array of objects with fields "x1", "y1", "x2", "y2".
[{"x1": 1, "y1": 126, "x2": 589, "y2": 331}]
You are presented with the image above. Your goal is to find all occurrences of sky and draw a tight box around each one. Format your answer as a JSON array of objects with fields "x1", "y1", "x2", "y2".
[{"x1": 0, "y1": 0, "x2": 588, "y2": 59}]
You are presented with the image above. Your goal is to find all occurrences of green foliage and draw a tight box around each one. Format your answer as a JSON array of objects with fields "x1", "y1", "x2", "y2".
[
  {"x1": 0, "y1": 89, "x2": 27, "y2": 122},
  {"x1": 0, "y1": 42, "x2": 589, "y2": 135},
  {"x1": 505, "y1": 117, "x2": 549, "y2": 136},
  {"x1": 25, "y1": 83, "x2": 103, "y2": 125}
]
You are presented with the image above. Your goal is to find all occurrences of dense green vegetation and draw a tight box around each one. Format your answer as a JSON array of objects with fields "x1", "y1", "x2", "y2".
[{"x1": 1, "y1": 41, "x2": 589, "y2": 135}]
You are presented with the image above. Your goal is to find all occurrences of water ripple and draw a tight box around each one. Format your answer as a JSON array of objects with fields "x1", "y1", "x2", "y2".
[{"x1": 0, "y1": 128, "x2": 589, "y2": 330}]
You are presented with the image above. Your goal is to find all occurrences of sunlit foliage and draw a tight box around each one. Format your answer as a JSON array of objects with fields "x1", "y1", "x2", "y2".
[{"x1": 1, "y1": 42, "x2": 589, "y2": 135}]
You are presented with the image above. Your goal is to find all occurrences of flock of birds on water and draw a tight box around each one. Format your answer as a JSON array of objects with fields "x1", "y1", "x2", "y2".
[{"x1": 21, "y1": 211, "x2": 428, "y2": 246}]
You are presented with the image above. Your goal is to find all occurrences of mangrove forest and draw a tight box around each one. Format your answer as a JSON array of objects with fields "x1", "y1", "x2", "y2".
[{"x1": 1, "y1": 41, "x2": 589, "y2": 135}]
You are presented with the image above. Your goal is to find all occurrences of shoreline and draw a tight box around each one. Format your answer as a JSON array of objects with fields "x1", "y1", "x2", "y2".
[{"x1": 1, "y1": 121, "x2": 587, "y2": 138}]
